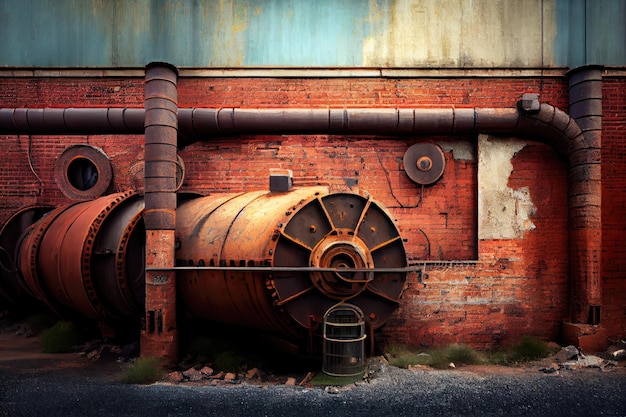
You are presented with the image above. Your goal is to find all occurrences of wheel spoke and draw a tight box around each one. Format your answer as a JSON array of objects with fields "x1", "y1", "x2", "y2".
[
  {"x1": 279, "y1": 230, "x2": 314, "y2": 252},
  {"x1": 274, "y1": 284, "x2": 315, "y2": 306},
  {"x1": 370, "y1": 235, "x2": 402, "y2": 253}
]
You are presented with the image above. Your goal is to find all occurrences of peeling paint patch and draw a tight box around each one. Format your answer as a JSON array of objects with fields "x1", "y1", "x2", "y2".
[
  {"x1": 362, "y1": 0, "x2": 550, "y2": 68},
  {"x1": 437, "y1": 140, "x2": 474, "y2": 161},
  {"x1": 478, "y1": 135, "x2": 536, "y2": 240}
]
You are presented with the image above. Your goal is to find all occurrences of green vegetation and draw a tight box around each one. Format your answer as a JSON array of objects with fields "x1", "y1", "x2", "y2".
[
  {"x1": 40, "y1": 321, "x2": 80, "y2": 353},
  {"x1": 309, "y1": 372, "x2": 363, "y2": 386},
  {"x1": 508, "y1": 336, "x2": 553, "y2": 362},
  {"x1": 214, "y1": 350, "x2": 248, "y2": 373},
  {"x1": 385, "y1": 337, "x2": 553, "y2": 369},
  {"x1": 25, "y1": 313, "x2": 57, "y2": 333},
  {"x1": 387, "y1": 343, "x2": 483, "y2": 369},
  {"x1": 121, "y1": 356, "x2": 166, "y2": 385}
]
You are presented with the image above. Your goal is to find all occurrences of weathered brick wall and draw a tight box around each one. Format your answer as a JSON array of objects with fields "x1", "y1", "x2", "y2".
[
  {"x1": 601, "y1": 77, "x2": 626, "y2": 341},
  {"x1": 0, "y1": 77, "x2": 144, "y2": 216},
  {"x1": 0, "y1": 75, "x2": 623, "y2": 350}
]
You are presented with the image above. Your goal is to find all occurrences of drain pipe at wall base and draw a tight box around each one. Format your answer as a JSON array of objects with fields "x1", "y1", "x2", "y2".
[
  {"x1": 561, "y1": 65, "x2": 604, "y2": 350},
  {"x1": 142, "y1": 62, "x2": 179, "y2": 366}
]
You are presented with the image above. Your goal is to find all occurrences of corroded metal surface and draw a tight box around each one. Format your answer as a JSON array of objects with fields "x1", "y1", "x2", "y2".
[
  {"x1": 4, "y1": 0, "x2": 625, "y2": 68},
  {"x1": 143, "y1": 62, "x2": 178, "y2": 232},
  {"x1": 176, "y1": 187, "x2": 408, "y2": 339},
  {"x1": 54, "y1": 144, "x2": 113, "y2": 200},
  {"x1": 403, "y1": 142, "x2": 446, "y2": 185},
  {"x1": 17, "y1": 191, "x2": 145, "y2": 323},
  {"x1": 0, "y1": 205, "x2": 53, "y2": 305}
]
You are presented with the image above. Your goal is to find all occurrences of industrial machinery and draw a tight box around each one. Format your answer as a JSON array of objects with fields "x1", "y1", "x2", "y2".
[{"x1": 0, "y1": 186, "x2": 408, "y2": 348}]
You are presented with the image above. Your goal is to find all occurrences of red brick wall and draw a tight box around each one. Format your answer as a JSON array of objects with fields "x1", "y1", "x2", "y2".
[
  {"x1": 601, "y1": 77, "x2": 626, "y2": 341},
  {"x1": 1, "y1": 75, "x2": 624, "y2": 350}
]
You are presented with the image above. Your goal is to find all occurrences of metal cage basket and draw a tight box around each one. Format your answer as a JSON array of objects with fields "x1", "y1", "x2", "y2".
[{"x1": 322, "y1": 303, "x2": 366, "y2": 377}]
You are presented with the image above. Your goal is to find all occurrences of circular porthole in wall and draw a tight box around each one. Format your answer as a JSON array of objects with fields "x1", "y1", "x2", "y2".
[{"x1": 54, "y1": 145, "x2": 113, "y2": 200}]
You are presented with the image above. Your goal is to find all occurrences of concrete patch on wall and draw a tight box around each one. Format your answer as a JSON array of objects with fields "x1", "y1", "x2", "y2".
[
  {"x1": 437, "y1": 140, "x2": 474, "y2": 161},
  {"x1": 478, "y1": 135, "x2": 536, "y2": 240},
  {"x1": 362, "y1": 0, "x2": 550, "y2": 67}
]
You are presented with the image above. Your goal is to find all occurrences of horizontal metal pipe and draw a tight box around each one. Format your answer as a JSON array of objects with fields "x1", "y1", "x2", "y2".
[
  {"x1": 0, "y1": 108, "x2": 145, "y2": 134},
  {"x1": 0, "y1": 102, "x2": 580, "y2": 160},
  {"x1": 146, "y1": 266, "x2": 423, "y2": 273}
]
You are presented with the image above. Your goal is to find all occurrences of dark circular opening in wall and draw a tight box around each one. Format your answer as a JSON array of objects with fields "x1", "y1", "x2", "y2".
[
  {"x1": 55, "y1": 145, "x2": 113, "y2": 200},
  {"x1": 67, "y1": 157, "x2": 98, "y2": 191}
]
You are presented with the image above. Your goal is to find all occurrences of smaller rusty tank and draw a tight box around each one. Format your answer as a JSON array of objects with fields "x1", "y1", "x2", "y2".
[
  {"x1": 176, "y1": 186, "x2": 407, "y2": 341},
  {"x1": 15, "y1": 191, "x2": 145, "y2": 325},
  {"x1": 0, "y1": 205, "x2": 53, "y2": 305}
]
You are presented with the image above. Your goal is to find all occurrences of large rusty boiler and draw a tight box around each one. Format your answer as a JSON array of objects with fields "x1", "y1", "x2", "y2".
[
  {"x1": 10, "y1": 191, "x2": 145, "y2": 328},
  {"x1": 175, "y1": 186, "x2": 408, "y2": 341}
]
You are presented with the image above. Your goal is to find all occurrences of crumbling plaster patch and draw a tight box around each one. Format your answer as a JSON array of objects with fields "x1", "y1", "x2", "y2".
[
  {"x1": 437, "y1": 140, "x2": 474, "y2": 161},
  {"x1": 478, "y1": 134, "x2": 536, "y2": 240}
]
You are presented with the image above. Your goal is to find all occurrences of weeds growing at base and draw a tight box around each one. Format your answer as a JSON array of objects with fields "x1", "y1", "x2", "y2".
[
  {"x1": 385, "y1": 337, "x2": 553, "y2": 369},
  {"x1": 121, "y1": 356, "x2": 166, "y2": 384},
  {"x1": 40, "y1": 321, "x2": 81, "y2": 353}
]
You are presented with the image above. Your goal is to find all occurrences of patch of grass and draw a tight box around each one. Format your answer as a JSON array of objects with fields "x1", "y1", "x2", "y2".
[
  {"x1": 385, "y1": 338, "x2": 555, "y2": 370},
  {"x1": 121, "y1": 356, "x2": 166, "y2": 385},
  {"x1": 482, "y1": 336, "x2": 553, "y2": 365},
  {"x1": 309, "y1": 372, "x2": 362, "y2": 386},
  {"x1": 388, "y1": 351, "x2": 433, "y2": 368},
  {"x1": 40, "y1": 321, "x2": 80, "y2": 353},
  {"x1": 446, "y1": 343, "x2": 482, "y2": 365},
  {"x1": 214, "y1": 350, "x2": 248, "y2": 373},
  {"x1": 25, "y1": 313, "x2": 57, "y2": 333},
  {"x1": 386, "y1": 343, "x2": 484, "y2": 369},
  {"x1": 508, "y1": 336, "x2": 551, "y2": 363}
]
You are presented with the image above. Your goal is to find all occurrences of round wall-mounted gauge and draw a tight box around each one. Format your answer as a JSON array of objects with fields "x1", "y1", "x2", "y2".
[{"x1": 403, "y1": 143, "x2": 446, "y2": 185}]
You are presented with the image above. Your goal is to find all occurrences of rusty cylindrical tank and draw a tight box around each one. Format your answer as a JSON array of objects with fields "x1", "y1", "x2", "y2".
[
  {"x1": 16, "y1": 191, "x2": 145, "y2": 325},
  {"x1": 0, "y1": 205, "x2": 53, "y2": 305},
  {"x1": 176, "y1": 186, "x2": 408, "y2": 340}
]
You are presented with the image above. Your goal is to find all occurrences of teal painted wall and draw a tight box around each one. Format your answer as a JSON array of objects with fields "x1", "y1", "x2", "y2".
[
  {"x1": 554, "y1": 0, "x2": 626, "y2": 67},
  {"x1": 0, "y1": 0, "x2": 623, "y2": 68}
]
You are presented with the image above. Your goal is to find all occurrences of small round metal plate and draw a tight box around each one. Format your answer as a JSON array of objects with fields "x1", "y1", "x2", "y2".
[{"x1": 403, "y1": 143, "x2": 446, "y2": 185}]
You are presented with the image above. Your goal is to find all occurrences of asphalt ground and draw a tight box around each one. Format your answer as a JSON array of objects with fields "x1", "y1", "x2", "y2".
[{"x1": 1, "y1": 330, "x2": 625, "y2": 417}]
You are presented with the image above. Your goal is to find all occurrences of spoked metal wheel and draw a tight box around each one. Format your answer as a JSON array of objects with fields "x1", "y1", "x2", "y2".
[{"x1": 270, "y1": 192, "x2": 407, "y2": 330}]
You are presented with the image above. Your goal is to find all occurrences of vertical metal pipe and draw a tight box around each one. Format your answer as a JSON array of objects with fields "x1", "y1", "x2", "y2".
[
  {"x1": 142, "y1": 62, "x2": 179, "y2": 365},
  {"x1": 567, "y1": 65, "x2": 603, "y2": 325}
]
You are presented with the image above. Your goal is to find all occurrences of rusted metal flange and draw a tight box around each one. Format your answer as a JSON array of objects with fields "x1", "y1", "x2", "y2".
[
  {"x1": 54, "y1": 144, "x2": 113, "y2": 200},
  {"x1": 403, "y1": 142, "x2": 446, "y2": 185}
]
